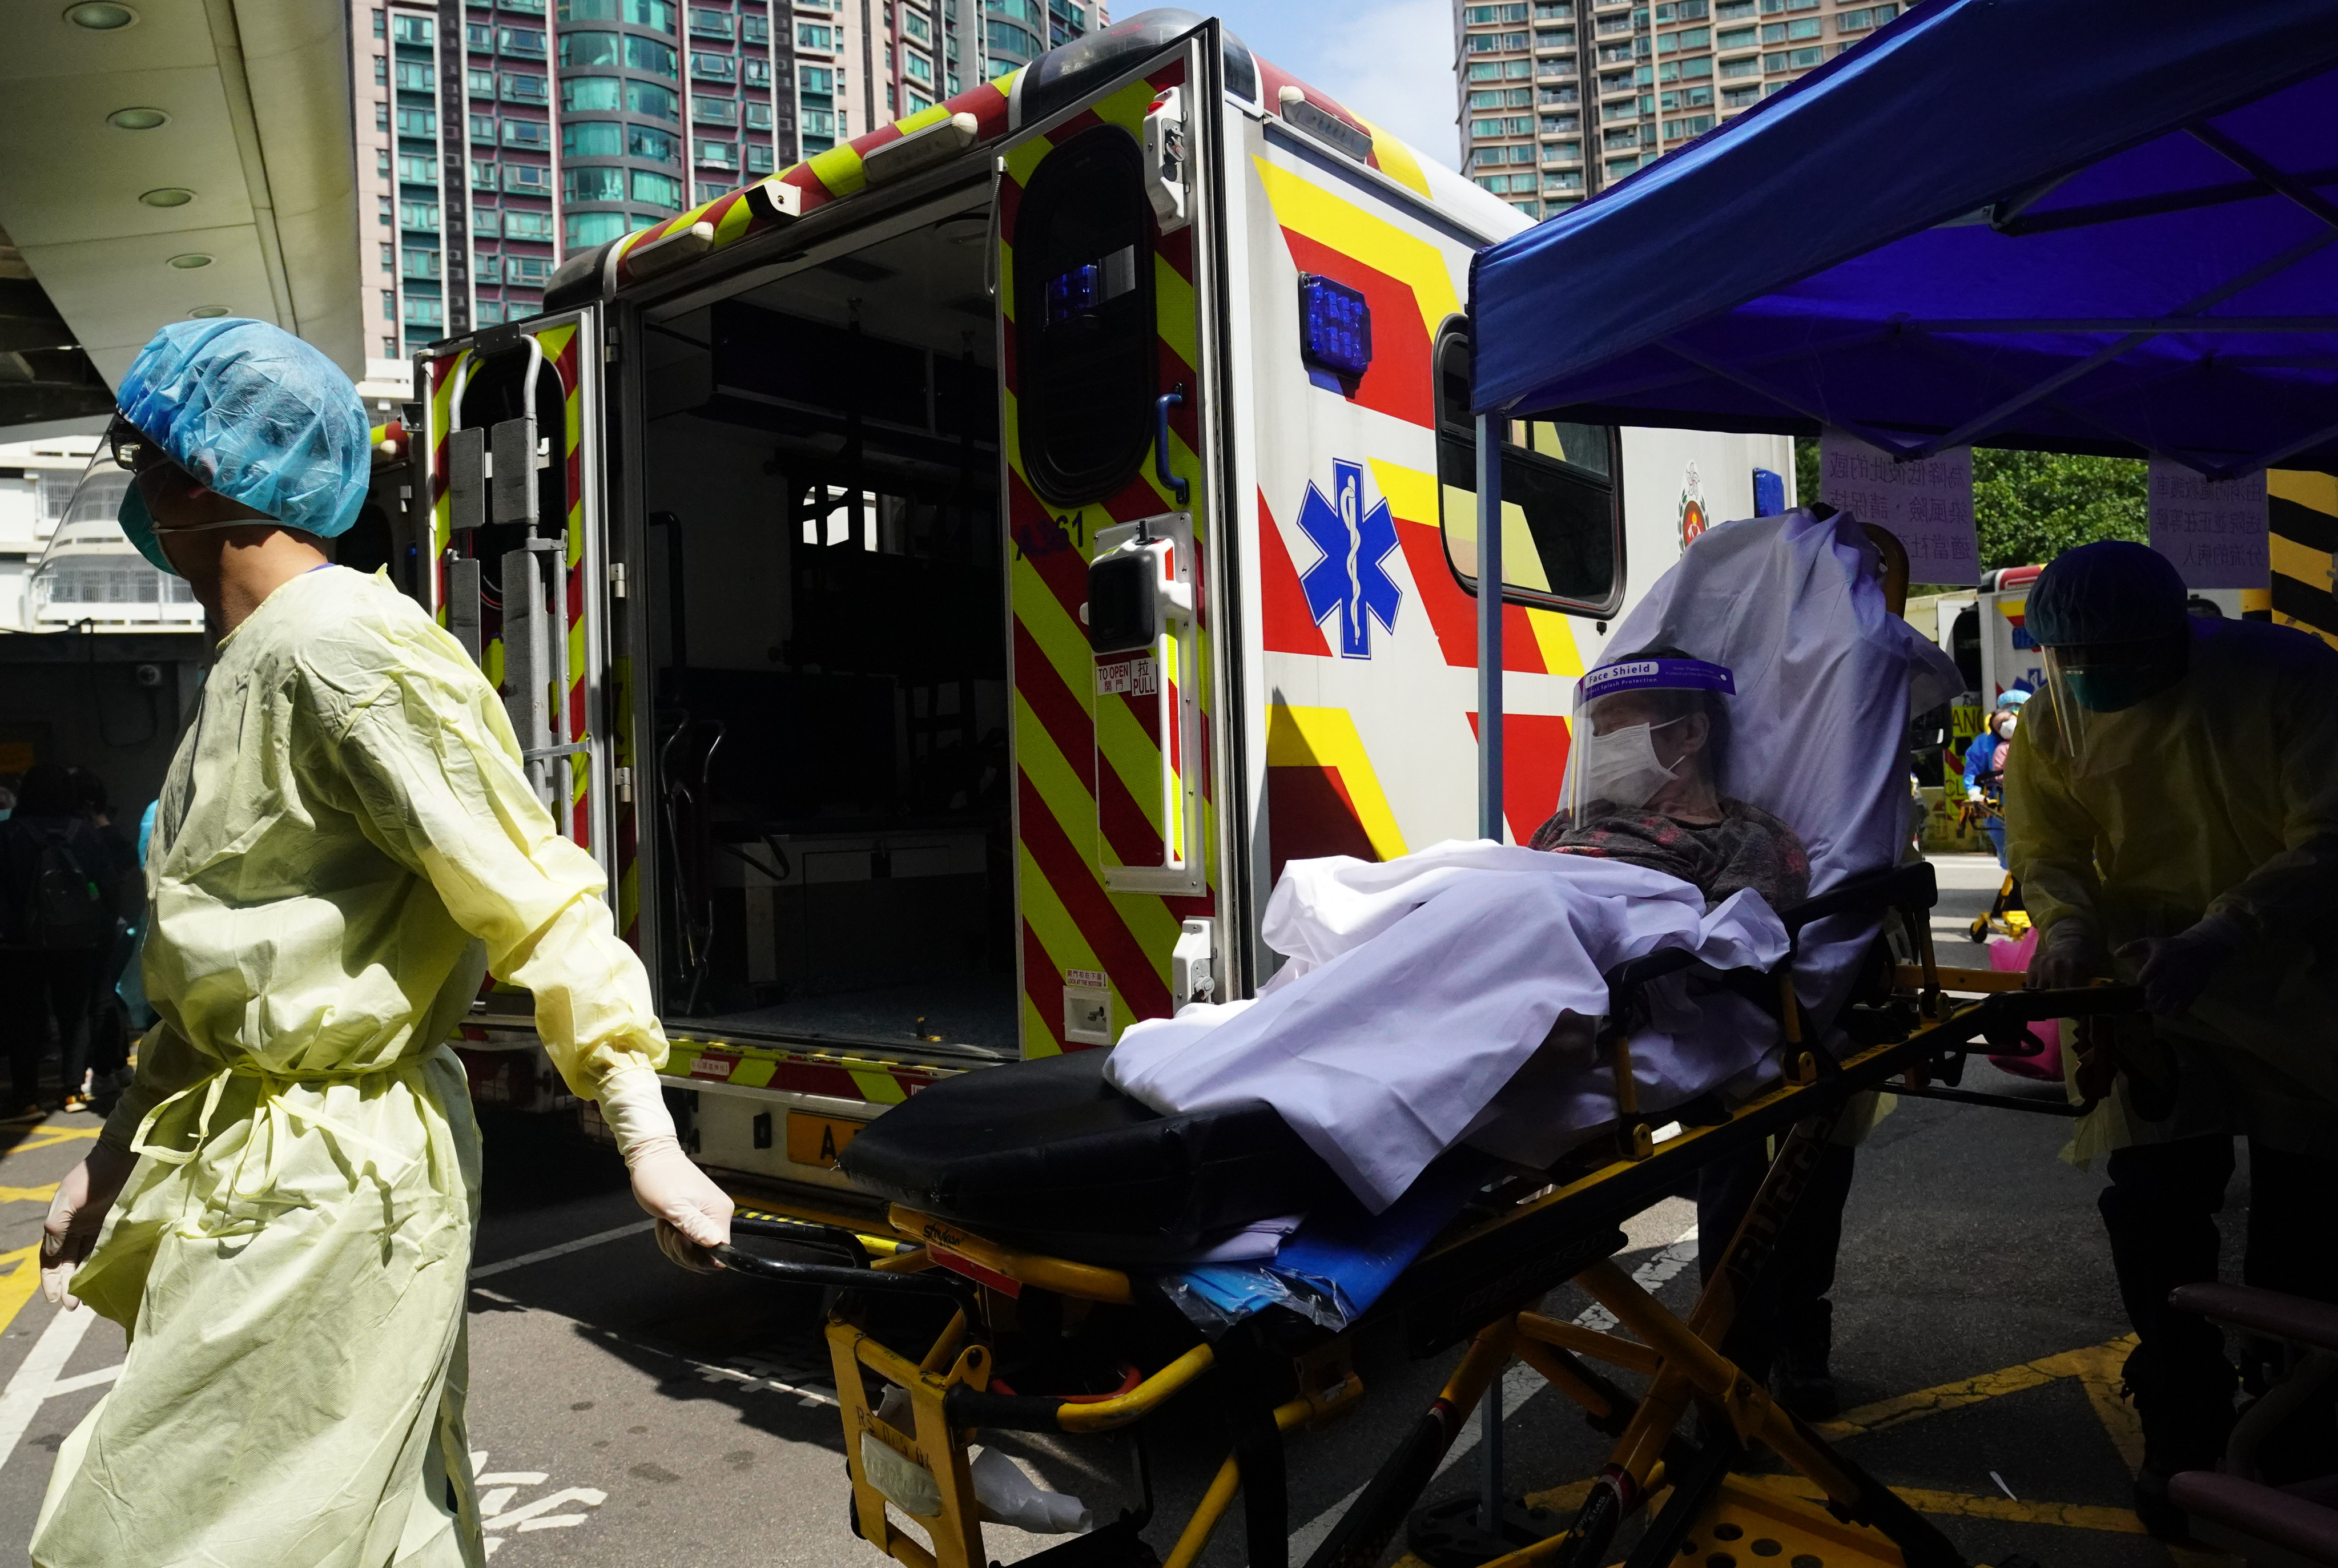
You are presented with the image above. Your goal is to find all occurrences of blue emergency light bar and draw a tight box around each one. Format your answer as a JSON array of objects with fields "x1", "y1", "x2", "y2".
[{"x1": 1298, "y1": 273, "x2": 1373, "y2": 380}]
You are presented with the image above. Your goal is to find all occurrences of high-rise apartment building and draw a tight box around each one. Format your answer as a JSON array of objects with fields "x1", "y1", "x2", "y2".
[
  {"x1": 353, "y1": 0, "x2": 1104, "y2": 361},
  {"x1": 1454, "y1": 0, "x2": 1907, "y2": 221}
]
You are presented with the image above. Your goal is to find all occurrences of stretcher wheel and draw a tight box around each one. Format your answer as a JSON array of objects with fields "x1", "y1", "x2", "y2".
[{"x1": 1967, "y1": 916, "x2": 1989, "y2": 943}]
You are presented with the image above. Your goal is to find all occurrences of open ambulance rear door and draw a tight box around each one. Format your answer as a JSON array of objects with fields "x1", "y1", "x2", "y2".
[
  {"x1": 995, "y1": 18, "x2": 1248, "y2": 1054},
  {"x1": 415, "y1": 312, "x2": 625, "y2": 1098}
]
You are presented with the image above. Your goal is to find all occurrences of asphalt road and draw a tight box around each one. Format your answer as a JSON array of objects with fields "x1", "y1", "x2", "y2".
[{"x1": 0, "y1": 853, "x2": 2252, "y2": 1567}]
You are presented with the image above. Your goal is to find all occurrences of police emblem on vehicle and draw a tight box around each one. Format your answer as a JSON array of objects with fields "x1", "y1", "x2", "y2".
[{"x1": 1297, "y1": 458, "x2": 1401, "y2": 659}]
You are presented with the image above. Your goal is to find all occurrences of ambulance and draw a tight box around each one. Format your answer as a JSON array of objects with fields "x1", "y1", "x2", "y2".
[{"x1": 387, "y1": 8, "x2": 1794, "y2": 1219}]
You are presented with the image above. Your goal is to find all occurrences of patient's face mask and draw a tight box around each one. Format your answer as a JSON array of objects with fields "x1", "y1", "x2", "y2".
[
  {"x1": 1579, "y1": 717, "x2": 1684, "y2": 808},
  {"x1": 1560, "y1": 653, "x2": 1736, "y2": 824}
]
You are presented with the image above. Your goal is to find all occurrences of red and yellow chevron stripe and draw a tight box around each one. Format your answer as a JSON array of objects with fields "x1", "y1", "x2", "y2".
[
  {"x1": 607, "y1": 72, "x2": 1024, "y2": 292},
  {"x1": 664, "y1": 1039, "x2": 959, "y2": 1105},
  {"x1": 1001, "y1": 59, "x2": 1211, "y2": 1055}
]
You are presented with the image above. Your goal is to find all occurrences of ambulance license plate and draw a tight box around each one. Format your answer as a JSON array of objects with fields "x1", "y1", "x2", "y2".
[{"x1": 786, "y1": 1112, "x2": 863, "y2": 1169}]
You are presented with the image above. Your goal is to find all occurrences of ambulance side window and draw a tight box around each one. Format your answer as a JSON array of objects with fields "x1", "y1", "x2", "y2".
[
  {"x1": 1434, "y1": 325, "x2": 1624, "y2": 618},
  {"x1": 1015, "y1": 126, "x2": 1157, "y2": 507}
]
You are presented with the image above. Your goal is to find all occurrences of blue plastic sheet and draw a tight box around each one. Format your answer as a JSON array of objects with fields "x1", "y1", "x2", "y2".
[
  {"x1": 1160, "y1": 1155, "x2": 1489, "y2": 1332},
  {"x1": 1470, "y1": 0, "x2": 2338, "y2": 479}
]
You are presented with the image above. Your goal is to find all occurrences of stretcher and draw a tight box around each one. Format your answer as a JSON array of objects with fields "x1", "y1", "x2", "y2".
[{"x1": 712, "y1": 858, "x2": 2146, "y2": 1568}]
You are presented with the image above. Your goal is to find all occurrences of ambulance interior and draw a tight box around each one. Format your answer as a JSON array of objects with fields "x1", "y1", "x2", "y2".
[{"x1": 638, "y1": 194, "x2": 1018, "y2": 1057}]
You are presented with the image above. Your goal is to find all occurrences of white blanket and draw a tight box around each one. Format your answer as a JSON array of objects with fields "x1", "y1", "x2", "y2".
[{"x1": 1105, "y1": 842, "x2": 1789, "y2": 1211}]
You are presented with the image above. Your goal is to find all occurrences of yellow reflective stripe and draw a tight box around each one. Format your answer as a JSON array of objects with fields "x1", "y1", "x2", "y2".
[
  {"x1": 894, "y1": 102, "x2": 953, "y2": 135},
  {"x1": 731, "y1": 1056, "x2": 776, "y2": 1089},
  {"x1": 666, "y1": 1044, "x2": 701, "y2": 1074},
  {"x1": 2271, "y1": 469, "x2": 2338, "y2": 514},
  {"x1": 1012, "y1": 687, "x2": 1098, "y2": 863},
  {"x1": 1357, "y1": 115, "x2": 1435, "y2": 199},
  {"x1": 808, "y1": 142, "x2": 868, "y2": 199},
  {"x1": 1254, "y1": 157, "x2": 1462, "y2": 340},
  {"x1": 1525, "y1": 608, "x2": 1586, "y2": 678},
  {"x1": 1021, "y1": 991, "x2": 1060, "y2": 1059},
  {"x1": 1153, "y1": 249, "x2": 1197, "y2": 364},
  {"x1": 1265, "y1": 704, "x2": 1409, "y2": 861},
  {"x1": 850, "y1": 1069, "x2": 908, "y2": 1105},
  {"x1": 1015, "y1": 838, "x2": 1113, "y2": 1014},
  {"x1": 713, "y1": 192, "x2": 758, "y2": 245}
]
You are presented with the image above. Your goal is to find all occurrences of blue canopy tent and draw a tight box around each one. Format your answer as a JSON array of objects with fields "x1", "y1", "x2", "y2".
[{"x1": 1468, "y1": 0, "x2": 2338, "y2": 482}]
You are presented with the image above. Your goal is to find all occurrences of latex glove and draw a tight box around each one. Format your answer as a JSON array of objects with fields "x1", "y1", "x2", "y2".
[
  {"x1": 2027, "y1": 919, "x2": 2107, "y2": 990},
  {"x1": 2118, "y1": 914, "x2": 2246, "y2": 1020},
  {"x1": 1966, "y1": 788, "x2": 1986, "y2": 803},
  {"x1": 42, "y1": 1142, "x2": 138, "y2": 1308},
  {"x1": 630, "y1": 1139, "x2": 735, "y2": 1273},
  {"x1": 599, "y1": 1067, "x2": 733, "y2": 1273}
]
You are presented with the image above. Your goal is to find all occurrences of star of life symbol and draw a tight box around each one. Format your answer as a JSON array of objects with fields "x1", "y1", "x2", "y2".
[{"x1": 1296, "y1": 458, "x2": 1401, "y2": 658}]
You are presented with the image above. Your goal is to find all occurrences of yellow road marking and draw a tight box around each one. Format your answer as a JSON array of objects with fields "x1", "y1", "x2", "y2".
[
  {"x1": 0, "y1": 1184, "x2": 59, "y2": 1203},
  {"x1": 1749, "y1": 1473, "x2": 2146, "y2": 1534},
  {"x1": 3, "y1": 1126, "x2": 98, "y2": 1158},
  {"x1": 0, "y1": 1243, "x2": 42, "y2": 1340}
]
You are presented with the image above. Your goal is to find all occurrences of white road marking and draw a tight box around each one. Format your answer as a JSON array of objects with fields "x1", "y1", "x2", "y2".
[
  {"x1": 45, "y1": 1364, "x2": 120, "y2": 1398},
  {"x1": 484, "y1": 1486, "x2": 609, "y2": 1531},
  {"x1": 1285, "y1": 1223, "x2": 1700, "y2": 1563},
  {"x1": 469, "y1": 1220, "x2": 654, "y2": 1281},
  {"x1": 0, "y1": 1305, "x2": 98, "y2": 1468},
  {"x1": 470, "y1": 1451, "x2": 607, "y2": 1557}
]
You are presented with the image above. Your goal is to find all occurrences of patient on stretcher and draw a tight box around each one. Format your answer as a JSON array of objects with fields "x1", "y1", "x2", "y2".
[{"x1": 1532, "y1": 646, "x2": 1809, "y2": 913}]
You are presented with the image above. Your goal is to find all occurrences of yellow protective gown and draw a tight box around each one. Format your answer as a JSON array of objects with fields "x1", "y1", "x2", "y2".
[
  {"x1": 35, "y1": 566, "x2": 668, "y2": 1568},
  {"x1": 2005, "y1": 617, "x2": 2338, "y2": 1158}
]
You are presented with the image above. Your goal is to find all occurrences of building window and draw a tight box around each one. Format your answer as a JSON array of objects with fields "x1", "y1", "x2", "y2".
[
  {"x1": 633, "y1": 168, "x2": 685, "y2": 206},
  {"x1": 631, "y1": 124, "x2": 678, "y2": 160},
  {"x1": 503, "y1": 163, "x2": 552, "y2": 194},
  {"x1": 693, "y1": 95, "x2": 738, "y2": 124},
  {"x1": 394, "y1": 60, "x2": 432, "y2": 91},
  {"x1": 688, "y1": 5, "x2": 733, "y2": 35},
  {"x1": 397, "y1": 154, "x2": 438, "y2": 186},
  {"x1": 478, "y1": 253, "x2": 502, "y2": 283},
  {"x1": 1542, "y1": 140, "x2": 1580, "y2": 163},
  {"x1": 627, "y1": 80, "x2": 680, "y2": 118},
  {"x1": 746, "y1": 142, "x2": 774, "y2": 174},
  {"x1": 745, "y1": 100, "x2": 772, "y2": 129},
  {"x1": 903, "y1": 6, "x2": 931, "y2": 41},
  {"x1": 470, "y1": 114, "x2": 498, "y2": 142},
  {"x1": 405, "y1": 297, "x2": 443, "y2": 327},
  {"x1": 403, "y1": 248, "x2": 444, "y2": 277},
  {"x1": 1719, "y1": 53, "x2": 1758, "y2": 75},
  {"x1": 500, "y1": 26, "x2": 546, "y2": 53},
  {"x1": 378, "y1": 194, "x2": 394, "y2": 225},
  {"x1": 379, "y1": 242, "x2": 396, "y2": 272},
  {"x1": 801, "y1": 107, "x2": 835, "y2": 139},
  {"x1": 692, "y1": 180, "x2": 729, "y2": 201},
  {"x1": 468, "y1": 67, "x2": 496, "y2": 95},
  {"x1": 743, "y1": 56, "x2": 770, "y2": 85},
  {"x1": 798, "y1": 22, "x2": 832, "y2": 47},
  {"x1": 466, "y1": 22, "x2": 493, "y2": 48},
  {"x1": 1605, "y1": 154, "x2": 1639, "y2": 176},
  {"x1": 691, "y1": 50, "x2": 737, "y2": 80},
  {"x1": 741, "y1": 12, "x2": 767, "y2": 41},
  {"x1": 562, "y1": 75, "x2": 619, "y2": 110},
  {"x1": 1541, "y1": 112, "x2": 1579, "y2": 132},
  {"x1": 1836, "y1": 3, "x2": 1896, "y2": 31},
  {"x1": 1721, "y1": 82, "x2": 1761, "y2": 105},
  {"x1": 1535, "y1": 27, "x2": 1573, "y2": 48},
  {"x1": 381, "y1": 288, "x2": 396, "y2": 320},
  {"x1": 470, "y1": 159, "x2": 496, "y2": 188},
  {"x1": 696, "y1": 139, "x2": 738, "y2": 169},
  {"x1": 565, "y1": 211, "x2": 629, "y2": 248},
  {"x1": 504, "y1": 208, "x2": 554, "y2": 239},
  {"x1": 905, "y1": 49, "x2": 932, "y2": 83},
  {"x1": 472, "y1": 207, "x2": 501, "y2": 237},
  {"x1": 562, "y1": 120, "x2": 619, "y2": 158},
  {"x1": 1534, "y1": 0, "x2": 1571, "y2": 13},
  {"x1": 1538, "y1": 84, "x2": 1579, "y2": 104},
  {"x1": 1544, "y1": 170, "x2": 1584, "y2": 190},
  {"x1": 564, "y1": 165, "x2": 626, "y2": 201},
  {"x1": 557, "y1": 0, "x2": 677, "y2": 29},
  {"x1": 1661, "y1": 114, "x2": 1713, "y2": 138},
  {"x1": 501, "y1": 72, "x2": 550, "y2": 102},
  {"x1": 391, "y1": 13, "x2": 432, "y2": 43},
  {"x1": 1762, "y1": 44, "x2": 1821, "y2": 69},
  {"x1": 510, "y1": 256, "x2": 550, "y2": 283}
]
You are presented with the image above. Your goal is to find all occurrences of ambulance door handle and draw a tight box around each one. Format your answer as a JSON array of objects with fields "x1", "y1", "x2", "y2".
[{"x1": 1154, "y1": 385, "x2": 1189, "y2": 507}]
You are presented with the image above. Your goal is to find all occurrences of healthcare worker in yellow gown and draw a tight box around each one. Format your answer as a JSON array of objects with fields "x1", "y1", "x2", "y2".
[
  {"x1": 2006, "y1": 540, "x2": 2338, "y2": 1533},
  {"x1": 33, "y1": 319, "x2": 732, "y2": 1567}
]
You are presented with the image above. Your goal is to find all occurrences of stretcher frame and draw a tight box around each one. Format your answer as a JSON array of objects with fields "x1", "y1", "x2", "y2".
[{"x1": 714, "y1": 864, "x2": 2139, "y2": 1568}]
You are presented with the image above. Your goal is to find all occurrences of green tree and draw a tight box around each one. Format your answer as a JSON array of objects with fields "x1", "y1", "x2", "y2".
[{"x1": 1794, "y1": 437, "x2": 2147, "y2": 576}]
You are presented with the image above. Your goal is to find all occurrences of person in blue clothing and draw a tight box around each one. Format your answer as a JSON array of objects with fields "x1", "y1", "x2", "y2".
[{"x1": 1963, "y1": 689, "x2": 2029, "y2": 866}]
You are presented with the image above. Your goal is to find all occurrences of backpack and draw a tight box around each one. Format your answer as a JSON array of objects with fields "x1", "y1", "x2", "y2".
[{"x1": 7, "y1": 823, "x2": 108, "y2": 950}]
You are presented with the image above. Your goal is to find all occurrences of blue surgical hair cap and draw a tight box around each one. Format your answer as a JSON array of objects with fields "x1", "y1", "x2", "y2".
[
  {"x1": 2027, "y1": 540, "x2": 2188, "y2": 648},
  {"x1": 115, "y1": 319, "x2": 370, "y2": 540}
]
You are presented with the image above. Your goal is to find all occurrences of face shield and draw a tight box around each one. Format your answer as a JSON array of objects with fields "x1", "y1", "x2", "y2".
[
  {"x1": 1560, "y1": 655, "x2": 1735, "y2": 820},
  {"x1": 2037, "y1": 634, "x2": 2191, "y2": 771}
]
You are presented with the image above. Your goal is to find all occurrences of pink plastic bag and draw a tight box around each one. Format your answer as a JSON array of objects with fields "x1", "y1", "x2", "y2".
[{"x1": 1986, "y1": 927, "x2": 2061, "y2": 1079}]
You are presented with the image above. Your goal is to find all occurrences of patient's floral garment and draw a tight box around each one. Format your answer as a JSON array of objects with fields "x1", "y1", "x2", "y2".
[{"x1": 1529, "y1": 798, "x2": 1810, "y2": 912}]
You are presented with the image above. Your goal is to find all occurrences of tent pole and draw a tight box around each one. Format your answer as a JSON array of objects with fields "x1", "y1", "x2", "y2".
[{"x1": 1477, "y1": 412, "x2": 1504, "y2": 842}]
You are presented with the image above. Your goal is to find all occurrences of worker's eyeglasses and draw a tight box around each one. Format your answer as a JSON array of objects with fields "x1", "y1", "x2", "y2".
[{"x1": 106, "y1": 417, "x2": 167, "y2": 475}]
